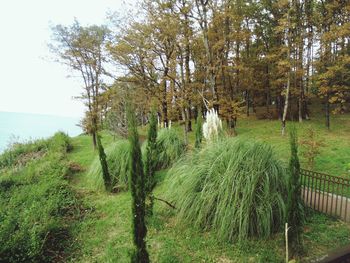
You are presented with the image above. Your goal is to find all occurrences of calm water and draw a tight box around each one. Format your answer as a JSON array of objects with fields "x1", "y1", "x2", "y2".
[{"x1": 0, "y1": 111, "x2": 82, "y2": 153}]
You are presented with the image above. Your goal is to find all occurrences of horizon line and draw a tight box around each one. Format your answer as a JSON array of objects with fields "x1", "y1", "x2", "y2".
[{"x1": 0, "y1": 110, "x2": 82, "y2": 119}]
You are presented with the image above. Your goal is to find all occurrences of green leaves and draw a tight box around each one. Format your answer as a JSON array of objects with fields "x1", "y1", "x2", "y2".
[
  {"x1": 127, "y1": 105, "x2": 150, "y2": 263},
  {"x1": 287, "y1": 126, "x2": 305, "y2": 256}
]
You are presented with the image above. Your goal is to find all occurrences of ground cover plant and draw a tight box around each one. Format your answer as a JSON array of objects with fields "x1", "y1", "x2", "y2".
[
  {"x1": 165, "y1": 137, "x2": 288, "y2": 242},
  {"x1": 0, "y1": 131, "x2": 71, "y2": 169},
  {"x1": 0, "y1": 132, "x2": 80, "y2": 262}
]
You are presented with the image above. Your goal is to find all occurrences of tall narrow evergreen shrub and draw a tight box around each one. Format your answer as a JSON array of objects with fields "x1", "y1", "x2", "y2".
[
  {"x1": 144, "y1": 109, "x2": 158, "y2": 214},
  {"x1": 127, "y1": 106, "x2": 149, "y2": 263},
  {"x1": 87, "y1": 140, "x2": 131, "y2": 191},
  {"x1": 195, "y1": 109, "x2": 203, "y2": 149},
  {"x1": 96, "y1": 134, "x2": 111, "y2": 191},
  {"x1": 287, "y1": 127, "x2": 304, "y2": 256}
]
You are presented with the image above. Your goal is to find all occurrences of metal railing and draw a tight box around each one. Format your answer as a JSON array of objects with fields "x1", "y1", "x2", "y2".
[{"x1": 300, "y1": 169, "x2": 350, "y2": 222}]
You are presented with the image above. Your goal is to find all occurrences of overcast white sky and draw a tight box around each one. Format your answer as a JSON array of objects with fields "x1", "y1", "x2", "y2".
[{"x1": 0, "y1": 0, "x2": 133, "y2": 117}]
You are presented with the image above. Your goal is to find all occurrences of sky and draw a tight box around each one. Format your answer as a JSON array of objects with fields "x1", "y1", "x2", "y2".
[{"x1": 0, "y1": 0, "x2": 133, "y2": 118}]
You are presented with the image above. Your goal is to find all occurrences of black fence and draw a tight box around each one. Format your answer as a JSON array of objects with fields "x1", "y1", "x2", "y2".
[{"x1": 300, "y1": 169, "x2": 350, "y2": 222}]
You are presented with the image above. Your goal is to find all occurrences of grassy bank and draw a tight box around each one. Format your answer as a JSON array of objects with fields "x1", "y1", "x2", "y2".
[
  {"x1": 1, "y1": 111, "x2": 349, "y2": 262},
  {"x1": 67, "y1": 131, "x2": 350, "y2": 262},
  {"x1": 0, "y1": 132, "x2": 81, "y2": 262},
  {"x1": 235, "y1": 114, "x2": 350, "y2": 177}
]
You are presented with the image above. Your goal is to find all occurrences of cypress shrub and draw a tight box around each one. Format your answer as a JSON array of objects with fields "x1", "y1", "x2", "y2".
[
  {"x1": 127, "y1": 106, "x2": 149, "y2": 263},
  {"x1": 144, "y1": 110, "x2": 158, "y2": 214},
  {"x1": 165, "y1": 138, "x2": 288, "y2": 242},
  {"x1": 287, "y1": 127, "x2": 304, "y2": 256},
  {"x1": 195, "y1": 109, "x2": 203, "y2": 149},
  {"x1": 96, "y1": 134, "x2": 111, "y2": 191},
  {"x1": 87, "y1": 140, "x2": 131, "y2": 191}
]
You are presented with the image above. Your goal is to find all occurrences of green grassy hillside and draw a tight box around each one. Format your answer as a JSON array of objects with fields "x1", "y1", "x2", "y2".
[
  {"x1": 66, "y1": 127, "x2": 350, "y2": 262},
  {"x1": 1, "y1": 111, "x2": 350, "y2": 262},
  {"x1": 235, "y1": 114, "x2": 350, "y2": 176},
  {"x1": 0, "y1": 132, "x2": 81, "y2": 262}
]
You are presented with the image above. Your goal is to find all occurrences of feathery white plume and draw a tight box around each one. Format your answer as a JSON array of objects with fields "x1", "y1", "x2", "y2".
[{"x1": 203, "y1": 109, "x2": 222, "y2": 142}]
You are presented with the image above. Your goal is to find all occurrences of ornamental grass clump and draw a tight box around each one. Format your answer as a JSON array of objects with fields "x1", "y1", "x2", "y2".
[
  {"x1": 202, "y1": 109, "x2": 223, "y2": 142},
  {"x1": 151, "y1": 128, "x2": 185, "y2": 169},
  {"x1": 87, "y1": 139, "x2": 131, "y2": 191},
  {"x1": 165, "y1": 138, "x2": 288, "y2": 242}
]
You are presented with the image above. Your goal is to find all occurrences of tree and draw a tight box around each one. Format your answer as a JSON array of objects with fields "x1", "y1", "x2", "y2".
[
  {"x1": 127, "y1": 104, "x2": 150, "y2": 263},
  {"x1": 50, "y1": 21, "x2": 110, "y2": 148},
  {"x1": 287, "y1": 126, "x2": 304, "y2": 257},
  {"x1": 144, "y1": 109, "x2": 158, "y2": 215},
  {"x1": 315, "y1": 0, "x2": 350, "y2": 129},
  {"x1": 104, "y1": 0, "x2": 349, "y2": 135},
  {"x1": 300, "y1": 126, "x2": 324, "y2": 169},
  {"x1": 195, "y1": 0, "x2": 218, "y2": 108}
]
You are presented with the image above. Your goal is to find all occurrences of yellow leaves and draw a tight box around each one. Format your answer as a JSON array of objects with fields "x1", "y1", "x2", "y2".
[
  {"x1": 329, "y1": 96, "x2": 338, "y2": 104},
  {"x1": 218, "y1": 97, "x2": 244, "y2": 120},
  {"x1": 300, "y1": 126, "x2": 325, "y2": 169}
]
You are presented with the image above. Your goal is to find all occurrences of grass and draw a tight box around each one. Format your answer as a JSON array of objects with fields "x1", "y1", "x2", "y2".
[
  {"x1": 144, "y1": 128, "x2": 186, "y2": 170},
  {"x1": 234, "y1": 113, "x2": 350, "y2": 177},
  {"x1": 0, "y1": 132, "x2": 80, "y2": 262},
  {"x1": 87, "y1": 139, "x2": 131, "y2": 192},
  {"x1": 66, "y1": 129, "x2": 350, "y2": 262},
  {"x1": 1, "y1": 106, "x2": 349, "y2": 262},
  {"x1": 164, "y1": 138, "x2": 288, "y2": 242}
]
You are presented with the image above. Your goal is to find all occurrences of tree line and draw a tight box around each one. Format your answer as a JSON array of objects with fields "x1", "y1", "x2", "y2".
[{"x1": 50, "y1": 0, "x2": 350, "y2": 146}]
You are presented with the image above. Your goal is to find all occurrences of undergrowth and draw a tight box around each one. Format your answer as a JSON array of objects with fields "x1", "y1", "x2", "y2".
[{"x1": 0, "y1": 132, "x2": 80, "y2": 262}]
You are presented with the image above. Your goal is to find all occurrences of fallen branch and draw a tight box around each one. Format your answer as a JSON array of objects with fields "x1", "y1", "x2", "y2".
[{"x1": 153, "y1": 196, "x2": 176, "y2": 209}]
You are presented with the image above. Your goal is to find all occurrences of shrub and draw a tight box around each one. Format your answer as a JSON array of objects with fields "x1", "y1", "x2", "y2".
[
  {"x1": 0, "y1": 131, "x2": 72, "y2": 169},
  {"x1": 287, "y1": 127, "x2": 304, "y2": 256},
  {"x1": 49, "y1": 131, "x2": 72, "y2": 153},
  {"x1": 144, "y1": 110, "x2": 158, "y2": 214},
  {"x1": 154, "y1": 128, "x2": 185, "y2": 169},
  {"x1": 87, "y1": 140, "x2": 131, "y2": 191},
  {"x1": 96, "y1": 134, "x2": 112, "y2": 191},
  {"x1": 0, "y1": 139, "x2": 49, "y2": 168},
  {"x1": 165, "y1": 138, "x2": 288, "y2": 242},
  {"x1": 127, "y1": 104, "x2": 149, "y2": 262},
  {"x1": 300, "y1": 126, "x2": 324, "y2": 169}
]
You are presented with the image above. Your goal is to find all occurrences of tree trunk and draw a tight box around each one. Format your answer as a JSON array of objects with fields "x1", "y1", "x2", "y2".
[
  {"x1": 162, "y1": 70, "x2": 169, "y2": 128},
  {"x1": 325, "y1": 93, "x2": 330, "y2": 130},
  {"x1": 282, "y1": 80, "x2": 290, "y2": 136},
  {"x1": 265, "y1": 64, "x2": 271, "y2": 113},
  {"x1": 196, "y1": 0, "x2": 217, "y2": 104},
  {"x1": 246, "y1": 90, "x2": 250, "y2": 117},
  {"x1": 282, "y1": 11, "x2": 291, "y2": 136},
  {"x1": 186, "y1": 107, "x2": 192, "y2": 132}
]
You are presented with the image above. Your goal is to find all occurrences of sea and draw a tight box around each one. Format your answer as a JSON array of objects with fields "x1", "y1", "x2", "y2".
[{"x1": 0, "y1": 111, "x2": 82, "y2": 153}]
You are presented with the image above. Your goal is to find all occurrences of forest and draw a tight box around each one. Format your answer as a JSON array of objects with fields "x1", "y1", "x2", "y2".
[
  {"x1": 50, "y1": 0, "x2": 350, "y2": 142},
  {"x1": 1, "y1": 0, "x2": 350, "y2": 262}
]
